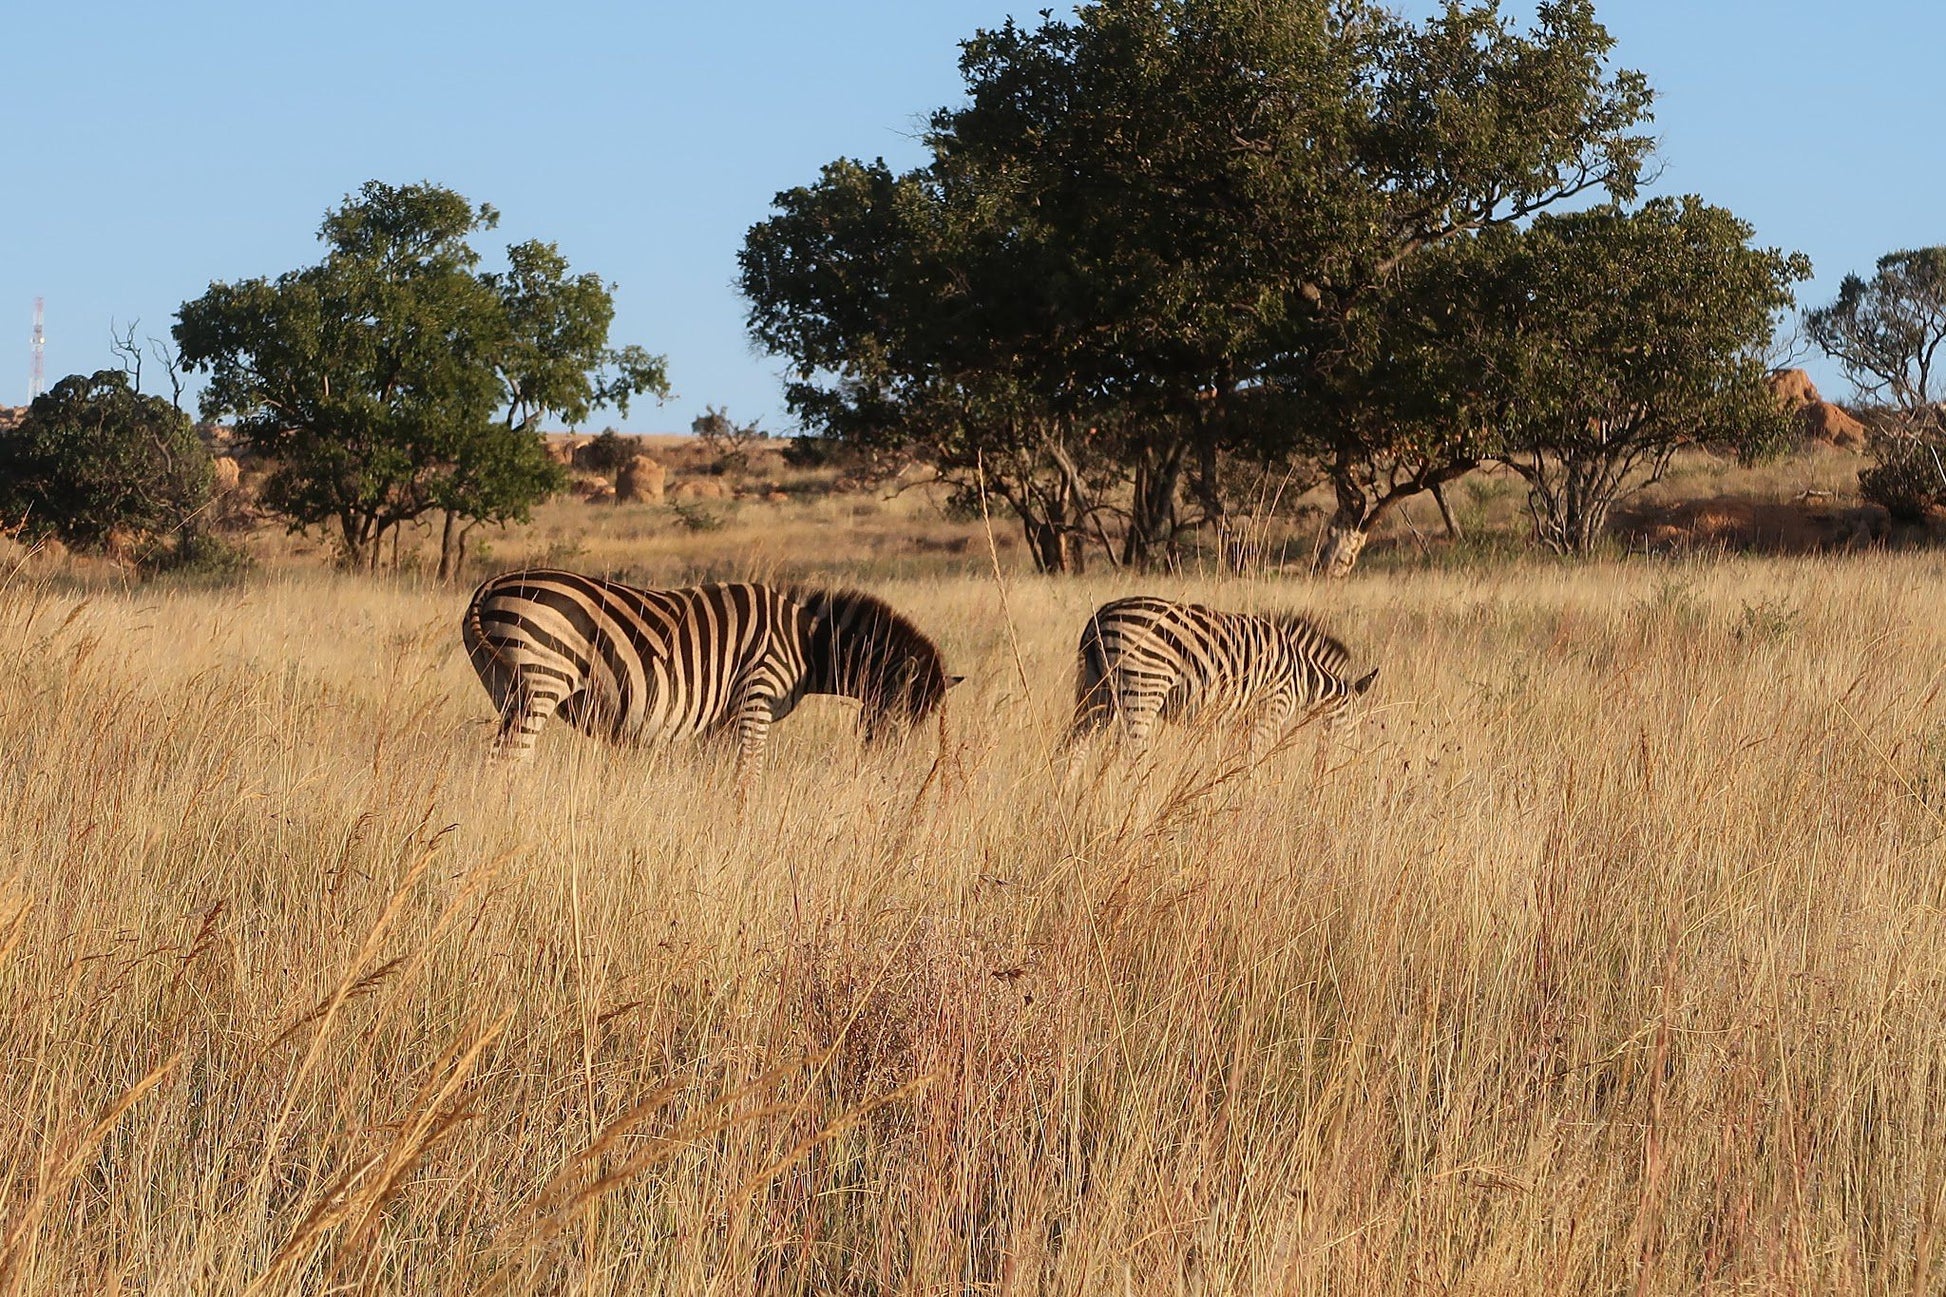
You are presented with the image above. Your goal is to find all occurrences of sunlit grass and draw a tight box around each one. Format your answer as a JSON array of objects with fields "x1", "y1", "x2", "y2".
[{"x1": 1, "y1": 549, "x2": 1942, "y2": 1292}]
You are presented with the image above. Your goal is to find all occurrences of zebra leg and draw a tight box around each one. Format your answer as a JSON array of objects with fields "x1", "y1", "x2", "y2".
[
  {"x1": 1247, "y1": 698, "x2": 1296, "y2": 764},
  {"x1": 1061, "y1": 698, "x2": 1110, "y2": 789},
  {"x1": 1116, "y1": 689, "x2": 1163, "y2": 749},
  {"x1": 730, "y1": 691, "x2": 777, "y2": 793},
  {"x1": 1067, "y1": 639, "x2": 1116, "y2": 745},
  {"x1": 1066, "y1": 690, "x2": 1114, "y2": 748},
  {"x1": 491, "y1": 676, "x2": 568, "y2": 762}
]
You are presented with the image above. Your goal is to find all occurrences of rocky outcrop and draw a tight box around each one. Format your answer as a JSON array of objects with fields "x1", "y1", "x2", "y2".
[
  {"x1": 1767, "y1": 369, "x2": 1819, "y2": 408},
  {"x1": 671, "y1": 478, "x2": 733, "y2": 502},
  {"x1": 543, "y1": 434, "x2": 591, "y2": 466},
  {"x1": 1767, "y1": 370, "x2": 1868, "y2": 451},
  {"x1": 615, "y1": 454, "x2": 666, "y2": 503}
]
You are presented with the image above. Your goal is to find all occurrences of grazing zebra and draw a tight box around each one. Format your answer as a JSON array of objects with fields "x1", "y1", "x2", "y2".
[
  {"x1": 462, "y1": 569, "x2": 960, "y2": 784},
  {"x1": 1070, "y1": 595, "x2": 1376, "y2": 756}
]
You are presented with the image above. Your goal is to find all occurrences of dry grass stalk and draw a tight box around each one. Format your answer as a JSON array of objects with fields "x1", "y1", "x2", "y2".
[{"x1": 0, "y1": 550, "x2": 1941, "y2": 1291}]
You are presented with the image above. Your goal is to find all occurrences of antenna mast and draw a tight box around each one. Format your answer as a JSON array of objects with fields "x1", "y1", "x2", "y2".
[{"x1": 28, "y1": 298, "x2": 45, "y2": 400}]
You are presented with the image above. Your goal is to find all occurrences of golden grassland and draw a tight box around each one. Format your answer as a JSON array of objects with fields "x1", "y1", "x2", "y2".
[{"x1": 2, "y1": 528, "x2": 1945, "y2": 1293}]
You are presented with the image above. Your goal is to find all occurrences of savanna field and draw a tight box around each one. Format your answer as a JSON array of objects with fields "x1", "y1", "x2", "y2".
[{"x1": 3, "y1": 497, "x2": 1945, "y2": 1297}]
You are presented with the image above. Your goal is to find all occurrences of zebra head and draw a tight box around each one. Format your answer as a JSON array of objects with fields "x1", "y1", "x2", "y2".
[
  {"x1": 798, "y1": 588, "x2": 962, "y2": 741},
  {"x1": 1274, "y1": 614, "x2": 1376, "y2": 724},
  {"x1": 1315, "y1": 665, "x2": 1378, "y2": 734}
]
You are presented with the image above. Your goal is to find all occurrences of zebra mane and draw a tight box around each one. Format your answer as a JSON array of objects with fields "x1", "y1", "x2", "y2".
[
  {"x1": 786, "y1": 585, "x2": 947, "y2": 705},
  {"x1": 1271, "y1": 613, "x2": 1352, "y2": 677},
  {"x1": 788, "y1": 586, "x2": 936, "y2": 650}
]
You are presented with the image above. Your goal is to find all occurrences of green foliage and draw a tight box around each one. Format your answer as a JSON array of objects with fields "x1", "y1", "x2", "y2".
[
  {"x1": 670, "y1": 501, "x2": 725, "y2": 532},
  {"x1": 1858, "y1": 445, "x2": 1946, "y2": 522},
  {"x1": 580, "y1": 428, "x2": 638, "y2": 477},
  {"x1": 151, "y1": 528, "x2": 255, "y2": 581},
  {"x1": 174, "y1": 180, "x2": 670, "y2": 570},
  {"x1": 782, "y1": 434, "x2": 831, "y2": 470},
  {"x1": 0, "y1": 370, "x2": 213, "y2": 552},
  {"x1": 1476, "y1": 198, "x2": 1809, "y2": 553},
  {"x1": 691, "y1": 405, "x2": 767, "y2": 472},
  {"x1": 741, "y1": 0, "x2": 1658, "y2": 571},
  {"x1": 1805, "y1": 247, "x2": 1946, "y2": 419}
]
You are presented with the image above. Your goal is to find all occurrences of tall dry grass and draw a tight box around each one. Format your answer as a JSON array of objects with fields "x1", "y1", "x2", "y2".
[{"x1": 0, "y1": 551, "x2": 1943, "y2": 1293}]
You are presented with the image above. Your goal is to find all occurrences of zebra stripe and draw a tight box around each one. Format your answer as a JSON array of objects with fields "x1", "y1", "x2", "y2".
[
  {"x1": 461, "y1": 569, "x2": 958, "y2": 783},
  {"x1": 1070, "y1": 595, "x2": 1376, "y2": 754}
]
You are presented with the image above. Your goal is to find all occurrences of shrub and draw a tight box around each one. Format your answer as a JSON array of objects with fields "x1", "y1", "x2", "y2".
[
  {"x1": 691, "y1": 405, "x2": 766, "y2": 473},
  {"x1": 0, "y1": 371, "x2": 213, "y2": 552},
  {"x1": 1857, "y1": 441, "x2": 1946, "y2": 522},
  {"x1": 148, "y1": 529, "x2": 255, "y2": 581},
  {"x1": 580, "y1": 428, "x2": 638, "y2": 476}
]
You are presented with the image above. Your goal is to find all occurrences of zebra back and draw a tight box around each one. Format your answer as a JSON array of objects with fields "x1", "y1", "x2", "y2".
[
  {"x1": 463, "y1": 569, "x2": 811, "y2": 743},
  {"x1": 1271, "y1": 613, "x2": 1351, "y2": 678},
  {"x1": 1071, "y1": 595, "x2": 1371, "y2": 744}
]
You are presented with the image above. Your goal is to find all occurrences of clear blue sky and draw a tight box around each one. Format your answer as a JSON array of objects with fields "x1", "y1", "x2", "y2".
[{"x1": 3, "y1": 1, "x2": 1940, "y2": 427}]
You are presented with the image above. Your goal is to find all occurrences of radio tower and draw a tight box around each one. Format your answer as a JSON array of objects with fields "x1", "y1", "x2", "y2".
[{"x1": 28, "y1": 298, "x2": 45, "y2": 400}]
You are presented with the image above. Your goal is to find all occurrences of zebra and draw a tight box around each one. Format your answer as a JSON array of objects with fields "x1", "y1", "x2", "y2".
[
  {"x1": 461, "y1": 569, "x2": 960, "y2": 785},
  {"x1": 1069, "y1": 595, "x2": 1376, "y2": 757}
]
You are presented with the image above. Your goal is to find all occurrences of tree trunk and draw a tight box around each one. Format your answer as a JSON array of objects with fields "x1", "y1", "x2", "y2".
[
  {"x1": 1317, "y1": 468, "x2": 1379, "y2": 578},
  {"x1": 1563, "y1": 492, "x2": 1612, "y2": 554},
  {"x1": 1190, "y1": 434, "x2": 1239, "y2": 572},
  {"x1": 1526, "y1": 459, "x2": 1614, "y2": 555},
  {"x1": 1123, "y1": 442, "x2": 1186, "y2": 569},
  {"x1": 438, "y1": 509, "x2": 459, "y2": 583},
  {"x1": 1317, "y1": 517, "x2": 1370, "y2": 579},
  {"x1": 1024, "y1": 518, "x2": 1069, "y2": 573},
  {"x1": 339, "y1": 515, "x2": 369, "y2": 571},
  {"x1": 1432, "y1": 481, "x2": 1463, "y2": 540}
]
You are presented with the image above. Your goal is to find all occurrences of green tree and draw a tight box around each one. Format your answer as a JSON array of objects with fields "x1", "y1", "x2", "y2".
[
  {"x1": 1805, "y1": 248, "x2": 1946, "y2": 520},
  {"x1": 959, "y1": 0, "x2": 1655, "y2": 570},
  {"x1": 1479, "y1": 199, "x2": 1808, "y2": 553},
  {"x1": 742, "y1": 158, "x2": 1127, "y2": 572},
  {"x1": 742, "y1": 0, "x2": 1657, "y2": 572},
  {"x1": 175, "y1": 181, "x2": 669, "y2": 575},
  {"x1": 1271, "y1": 233, "x2": 1513, "y2": 575},
  {"x1": 0, "y1": 370, "x2": 213, "y2": 559}
]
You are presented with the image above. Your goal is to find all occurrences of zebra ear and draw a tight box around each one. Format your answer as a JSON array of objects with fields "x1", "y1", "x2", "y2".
[
  {"x1": 1353, "y1": 668, "x2": 1379, "y2": 695},
  {"x1": 947, "y1": 675, "x2": 966, "y2": 689}
]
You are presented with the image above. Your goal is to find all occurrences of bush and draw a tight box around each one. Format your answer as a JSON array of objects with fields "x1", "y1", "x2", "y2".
[
  {"x1": 691, "y1": 405, "x2": 766, "y2": 472},
  {"x1": 148, "y1": 529, "x2": 255, "y2": 581},
  {"x1": 671, "y1": 501, "x2": 725, "y2": 532},
  {"x1": 1858, "y1": 441, "x2": 1946, "y2": 522},
  {"x1": 580, "y1": 428, "x2": 638, "y2": 476},
  {"x1": 782, "y1": 434, "x2": 831, "y2": 469},
  {"x1": 0, "y1": 371, "x2": 213, "y2": 551}
]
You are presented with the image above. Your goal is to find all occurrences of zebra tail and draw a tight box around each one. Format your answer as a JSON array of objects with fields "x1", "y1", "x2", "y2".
[
  {"x1": 461, "y1": 580, "x2": 510, "y2": 675},
  {"x1": 1068, "y1": 619, "x2": 1114, "y2": 742}
]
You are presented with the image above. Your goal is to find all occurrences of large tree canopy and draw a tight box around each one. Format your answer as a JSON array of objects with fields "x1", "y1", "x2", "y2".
[
  {"x1": 742, "y1": 0, "x2": 1657, "y2": 571},
  {"x1": 175, "y1": 181, "x2": 669, "y2": 573}
]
